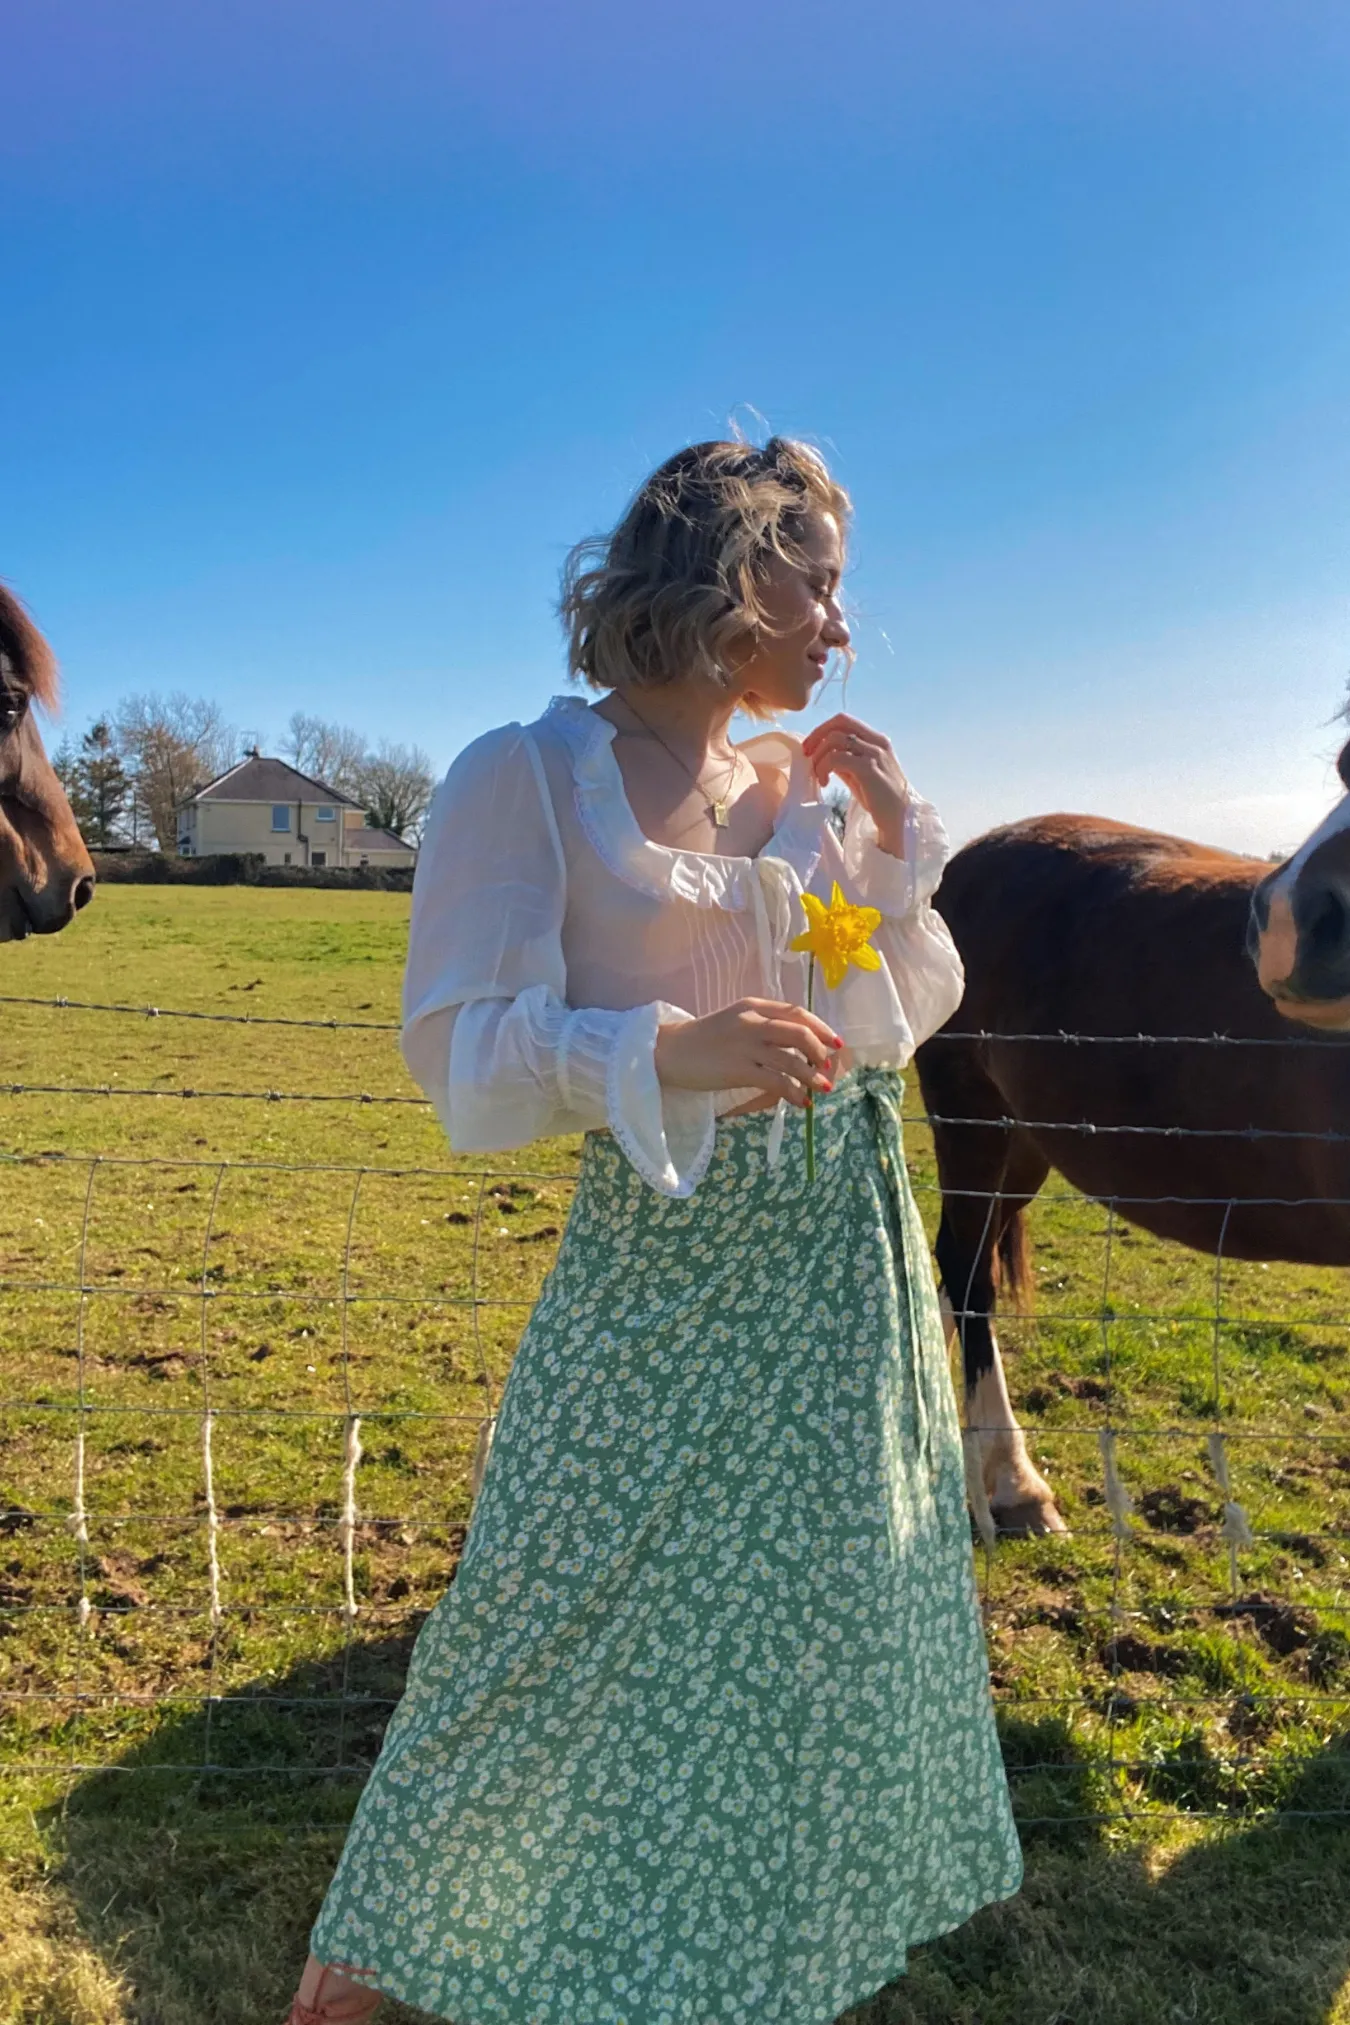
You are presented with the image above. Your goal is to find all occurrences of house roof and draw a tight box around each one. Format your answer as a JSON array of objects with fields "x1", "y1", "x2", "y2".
[
  {"x1": 351, "y1": 826, "x2": 417, "y2": 855},
  {"x1": 185, "y1": 755, "x2": 365, "y2": 809}
]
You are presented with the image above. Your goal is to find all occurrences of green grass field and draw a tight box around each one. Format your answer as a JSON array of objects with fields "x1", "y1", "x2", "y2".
[{"x1": 1, "y1": 886, "x2": 1347, "y2": 2024}]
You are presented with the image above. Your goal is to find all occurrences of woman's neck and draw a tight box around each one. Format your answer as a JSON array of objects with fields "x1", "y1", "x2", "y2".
[{"x1": 599, "y1": 681, "x2": 742, "y2": 764}]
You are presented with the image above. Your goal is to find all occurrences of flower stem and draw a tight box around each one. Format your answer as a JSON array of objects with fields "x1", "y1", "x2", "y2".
[{"x1": 805, "y1": 958, "x2": 816, "y2": 1184}]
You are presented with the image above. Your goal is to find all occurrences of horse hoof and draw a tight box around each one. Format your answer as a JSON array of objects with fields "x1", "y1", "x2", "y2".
[{"x1": 990, "y1": 1496, "x2": 1070, "y2": 1537}]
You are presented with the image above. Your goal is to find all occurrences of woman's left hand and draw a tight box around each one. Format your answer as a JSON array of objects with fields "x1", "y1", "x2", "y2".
[{"x1": 801, "y1": 713, "x2": 909, "y2": 856}]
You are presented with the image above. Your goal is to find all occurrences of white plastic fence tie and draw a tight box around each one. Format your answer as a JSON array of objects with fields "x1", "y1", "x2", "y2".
[
  {"x1": 195, "y1": 1163, "x2": 228, "y2": 1639},
  {"x1": 471, "y1": 1416, "x2": 498, "y2": 1502},
  {"x1": 1207, "y1": 1430, "x2": 1255, "y2": 1589},
  {"x1": 339, "y1": 1415, "x2": 363, "y2": 1623},
  {"x1": 67, "y1": 1426, "x2": 89, "y2": 1547},
  {"x1": 202, "y1": 1412, "x2": 223, "y2": 1627},
  {"x1": 963, "y1": 1430, "x2": 998, "y2": 1551},
  {"x1": 765, "y1": 1099, "x2": 786, "y2": 1170},
  {"x1": 1098, "y1": 1428, "x2": 1134, "y2": 1539},
  {"x1": 69, "y1": 1158, "x2": 99, "y2": 1660},
  {"x1": 1206, "y1": 1429, "x2": 1234, "y2": 1494}
]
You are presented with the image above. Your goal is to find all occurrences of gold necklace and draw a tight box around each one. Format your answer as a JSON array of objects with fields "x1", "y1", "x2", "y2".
[{"x1": 617, "y1": 694, "x2": 743, "y2": 829}]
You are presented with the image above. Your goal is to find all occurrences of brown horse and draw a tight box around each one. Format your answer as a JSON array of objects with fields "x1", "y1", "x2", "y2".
[
  {"x1": 0, "y1": 586, "x2": 95, "y2": 939},
  {"x1": 916, "y1": 803, "x2": 1350, "y2": 1537}
]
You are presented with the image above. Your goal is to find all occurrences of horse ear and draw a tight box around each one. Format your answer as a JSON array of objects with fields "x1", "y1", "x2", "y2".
[{"x1": 1339, "y1": 740, "x2": 1350, "y2": 795}]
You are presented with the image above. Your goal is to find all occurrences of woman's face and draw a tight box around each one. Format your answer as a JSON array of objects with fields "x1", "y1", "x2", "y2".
[{"x1": 733, "y1": 510, "x2": 849, "y2": 714}]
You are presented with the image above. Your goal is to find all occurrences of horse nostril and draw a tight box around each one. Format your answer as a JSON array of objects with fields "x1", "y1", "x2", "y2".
[
  {"x1": 72, "y1": 875, "x2": 95, "y2": 913},
  {"x1": 1302, "y1": 880, "x2": 1350, "y2": 964}
]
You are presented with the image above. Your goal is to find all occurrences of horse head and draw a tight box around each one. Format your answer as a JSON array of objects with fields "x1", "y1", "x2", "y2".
[
  {"x1": 1249, "y1": 736, "x2": 1350, "y2": 1028},
  {"x1": 0, "y1": 586, "x2": 96, "y2": 941}
]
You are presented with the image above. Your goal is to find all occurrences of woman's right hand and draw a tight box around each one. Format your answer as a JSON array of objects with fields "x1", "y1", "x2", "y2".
[{"x1": 654, "y1": 998, "x2": 843, "y2": 1110}]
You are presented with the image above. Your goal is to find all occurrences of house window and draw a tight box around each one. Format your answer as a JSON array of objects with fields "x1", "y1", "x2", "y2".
[
  {"x1": 315, "y1": 805, "x2": 336, "y2": 823},
  {"x1": 283, "y1": 852, "x2": 292, "y2": 865},
  {"x1": 311, "y1": 851, "x2": 327, "y2": 868},
  {"x1": 271, "y1": 805, "x2": 290, "y2": 832}
]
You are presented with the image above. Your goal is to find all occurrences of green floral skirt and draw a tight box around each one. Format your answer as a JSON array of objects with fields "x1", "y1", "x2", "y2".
[{"x1": 311, "y1": 1071, "x2": 1021, "y2": 2025}]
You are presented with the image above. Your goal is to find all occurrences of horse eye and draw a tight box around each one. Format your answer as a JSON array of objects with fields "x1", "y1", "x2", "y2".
[{"x1": 0, "y1": 692, "x2": 24, "y2": 732}]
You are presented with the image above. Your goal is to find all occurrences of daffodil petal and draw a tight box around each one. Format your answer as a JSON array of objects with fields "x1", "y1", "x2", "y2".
[{"x1": 851, "y1": 944, "x2": 883, "y2": 972}]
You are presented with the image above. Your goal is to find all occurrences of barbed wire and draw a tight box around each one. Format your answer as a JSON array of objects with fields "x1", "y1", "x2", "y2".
[
  {"x1": 11, "y1": 1078, "x2": 1350, "y2": 1148},
  {"x1": 0, "y1": 992, "x2": 400, "y2": 1029},
  {"x1": 0, "y1": 1080, "x2": 427, "y2": 1104},
  {"x1": 7, "y1": 990, "x2": 1350, "y2": 1050}
]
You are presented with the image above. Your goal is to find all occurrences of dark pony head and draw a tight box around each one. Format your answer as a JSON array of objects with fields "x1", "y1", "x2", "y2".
[{"x1": 0, "y1": 585, "x2": 95, "y2": 940}]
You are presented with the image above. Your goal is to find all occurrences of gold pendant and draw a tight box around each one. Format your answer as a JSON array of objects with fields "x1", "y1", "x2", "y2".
[{"x1": 711, "y1": 799, "x2": 730, "y2": 828}]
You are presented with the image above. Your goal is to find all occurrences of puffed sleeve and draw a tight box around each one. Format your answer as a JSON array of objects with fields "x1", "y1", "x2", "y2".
[
  {"x1": 813, "y1": 786, "x2": 964, "y2": 1062},
  {"x1": 401, "y1": 724, "x2": 716, "y2": 1195}
]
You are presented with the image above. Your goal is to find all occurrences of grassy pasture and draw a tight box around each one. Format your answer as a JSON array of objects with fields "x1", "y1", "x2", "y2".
[{"x1": 0, "y1": 885, "x2": 1347, "y2": 2024}]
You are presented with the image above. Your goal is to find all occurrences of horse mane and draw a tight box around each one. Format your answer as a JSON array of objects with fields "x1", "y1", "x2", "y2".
[{"x1": 0, "y1": 584, "x2": 59, "y2": 711}]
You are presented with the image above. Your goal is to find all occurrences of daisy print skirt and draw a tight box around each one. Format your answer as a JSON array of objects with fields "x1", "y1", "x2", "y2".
[{"x1": 310, "y1": 1070, "x2": 1022, "y2": 2025}]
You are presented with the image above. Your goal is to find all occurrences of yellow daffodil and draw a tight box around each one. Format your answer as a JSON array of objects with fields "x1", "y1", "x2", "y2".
[
  {"x1": 790, "y1": 882, "x2": 882, "y2": 992},
  {"x1": 789, "y1": 883, "x2": 882, "y2": 1183}
]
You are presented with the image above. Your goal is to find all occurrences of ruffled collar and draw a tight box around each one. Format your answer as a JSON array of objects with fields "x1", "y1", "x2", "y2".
[{"x1": 539, "y1": 694, "x2": 824, "y2": 909}]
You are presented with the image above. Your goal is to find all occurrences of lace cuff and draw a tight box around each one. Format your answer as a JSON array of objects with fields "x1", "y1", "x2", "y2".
[
  {"x1": 842, "y1": 791, "x2": 950, "y2": 918},
  {"x1": 561, "y1": 1002, "x2": 717, "y2": 1198}
]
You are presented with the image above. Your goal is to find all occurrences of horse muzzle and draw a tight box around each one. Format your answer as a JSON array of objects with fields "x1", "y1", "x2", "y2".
[
  {"x1": 0, "y1": 870, "x2": 96, "y2": 941},
  {"x1": 1248, "y1": 867, "x2": 1350, "y2": 1028}
]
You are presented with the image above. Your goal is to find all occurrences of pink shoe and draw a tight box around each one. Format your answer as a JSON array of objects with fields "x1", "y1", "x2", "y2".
[{"x1": 285, "y1": 1955, "x2": 382, "y2": 2024}]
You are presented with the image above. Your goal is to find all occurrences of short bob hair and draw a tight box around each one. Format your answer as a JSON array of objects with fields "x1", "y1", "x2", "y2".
[{"x1": 561, "y1": 437, "x2": 851, "y2": 711}]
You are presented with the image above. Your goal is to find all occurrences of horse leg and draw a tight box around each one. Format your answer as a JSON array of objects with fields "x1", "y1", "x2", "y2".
[
  {"x1": 964, "y1": 1323, "x2": 1067, "y2": 1536},
  {"x1": 933, "y1": 1129, "x2": 1068, "y2": 1537}
]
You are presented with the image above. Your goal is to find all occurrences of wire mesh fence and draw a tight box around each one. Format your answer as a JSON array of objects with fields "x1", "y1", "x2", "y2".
[{"x1": 1, "y1": 994, "x2": 1347, "y2": 1828}]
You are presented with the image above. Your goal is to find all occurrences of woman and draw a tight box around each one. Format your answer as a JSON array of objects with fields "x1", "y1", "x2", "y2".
[{"x1": 288, "y1": 438, "x2": 1020, "y2": 2025}]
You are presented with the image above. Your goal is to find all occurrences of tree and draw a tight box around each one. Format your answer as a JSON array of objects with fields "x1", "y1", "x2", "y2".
[
  {"x1": 74, "y1": 719, "x2": 130, "y2": 849},
  {"x1": 357, "y1": 740, "x2": 436, "y2": 841},
  {"x1": 281, "y1": 716, "x2": 436, "y2": 839},
  {"x1": 282, "y1": 712, "x2": 368, "y2": 799},
  {"x1": 51, "y1": 720, "x2": 132, "y2": 848},
  {"x1": 115, "y1": 693, "x2": 242, "y2": 852},
  {"x1": 822, "y1": 778, "x2": 851, "y2": 840},
  {"x1": 51, "y1": 735, "x2": 81, "y2": 808}
]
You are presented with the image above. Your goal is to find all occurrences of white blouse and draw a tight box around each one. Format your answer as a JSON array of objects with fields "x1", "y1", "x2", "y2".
[{"x1": 402, "y1": 695, "x2": 964, "y2": 1197}]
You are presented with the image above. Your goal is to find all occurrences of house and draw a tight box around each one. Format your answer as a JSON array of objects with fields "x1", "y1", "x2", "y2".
[
  {"x1": 177, "y1": 752, "x2": 417, "y2": 869},
  {"x1": 341, "y1": 820, "x2": 420, "y2": 870}
]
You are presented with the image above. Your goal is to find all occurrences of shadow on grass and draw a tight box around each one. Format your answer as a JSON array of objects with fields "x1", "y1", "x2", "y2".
[
  {"x1": 866, "y1": 1715, "x2": 1350, "y2": 2025},
  {"x1": 43, "y1": 1627, "x2": 429, "y2": 2025},
  {"x1": 32, "y1": 1636, "x2": 1350, "y2": 2025}
]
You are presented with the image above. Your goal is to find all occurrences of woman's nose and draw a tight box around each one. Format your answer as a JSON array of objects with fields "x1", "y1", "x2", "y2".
[{"x1": 824, "y1": 601, "x2": 850, "y2": 649}]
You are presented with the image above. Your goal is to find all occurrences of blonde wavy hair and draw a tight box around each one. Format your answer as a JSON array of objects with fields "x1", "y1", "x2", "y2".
[{"x1": 560, "y1": 437, "x2": 852, "y2": 714}]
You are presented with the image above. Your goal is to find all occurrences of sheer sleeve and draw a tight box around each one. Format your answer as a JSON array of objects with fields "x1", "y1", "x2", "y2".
[
  {"x1": 401, "y1": 724, "x2": 716, "y2": 1196},
  {"x1": 812, "y1": 787, "x2": 965, "y2": 1062}
]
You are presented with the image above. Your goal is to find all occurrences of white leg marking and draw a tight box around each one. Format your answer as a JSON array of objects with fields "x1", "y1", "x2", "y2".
[{"x1": 953, "y1": 1312, "x2": 1068, "y2": 1536}]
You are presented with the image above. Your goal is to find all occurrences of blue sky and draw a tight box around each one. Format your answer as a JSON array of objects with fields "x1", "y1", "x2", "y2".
[{"x1": 4, "y1": 0, "x2": 1349, "y2": 852}]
